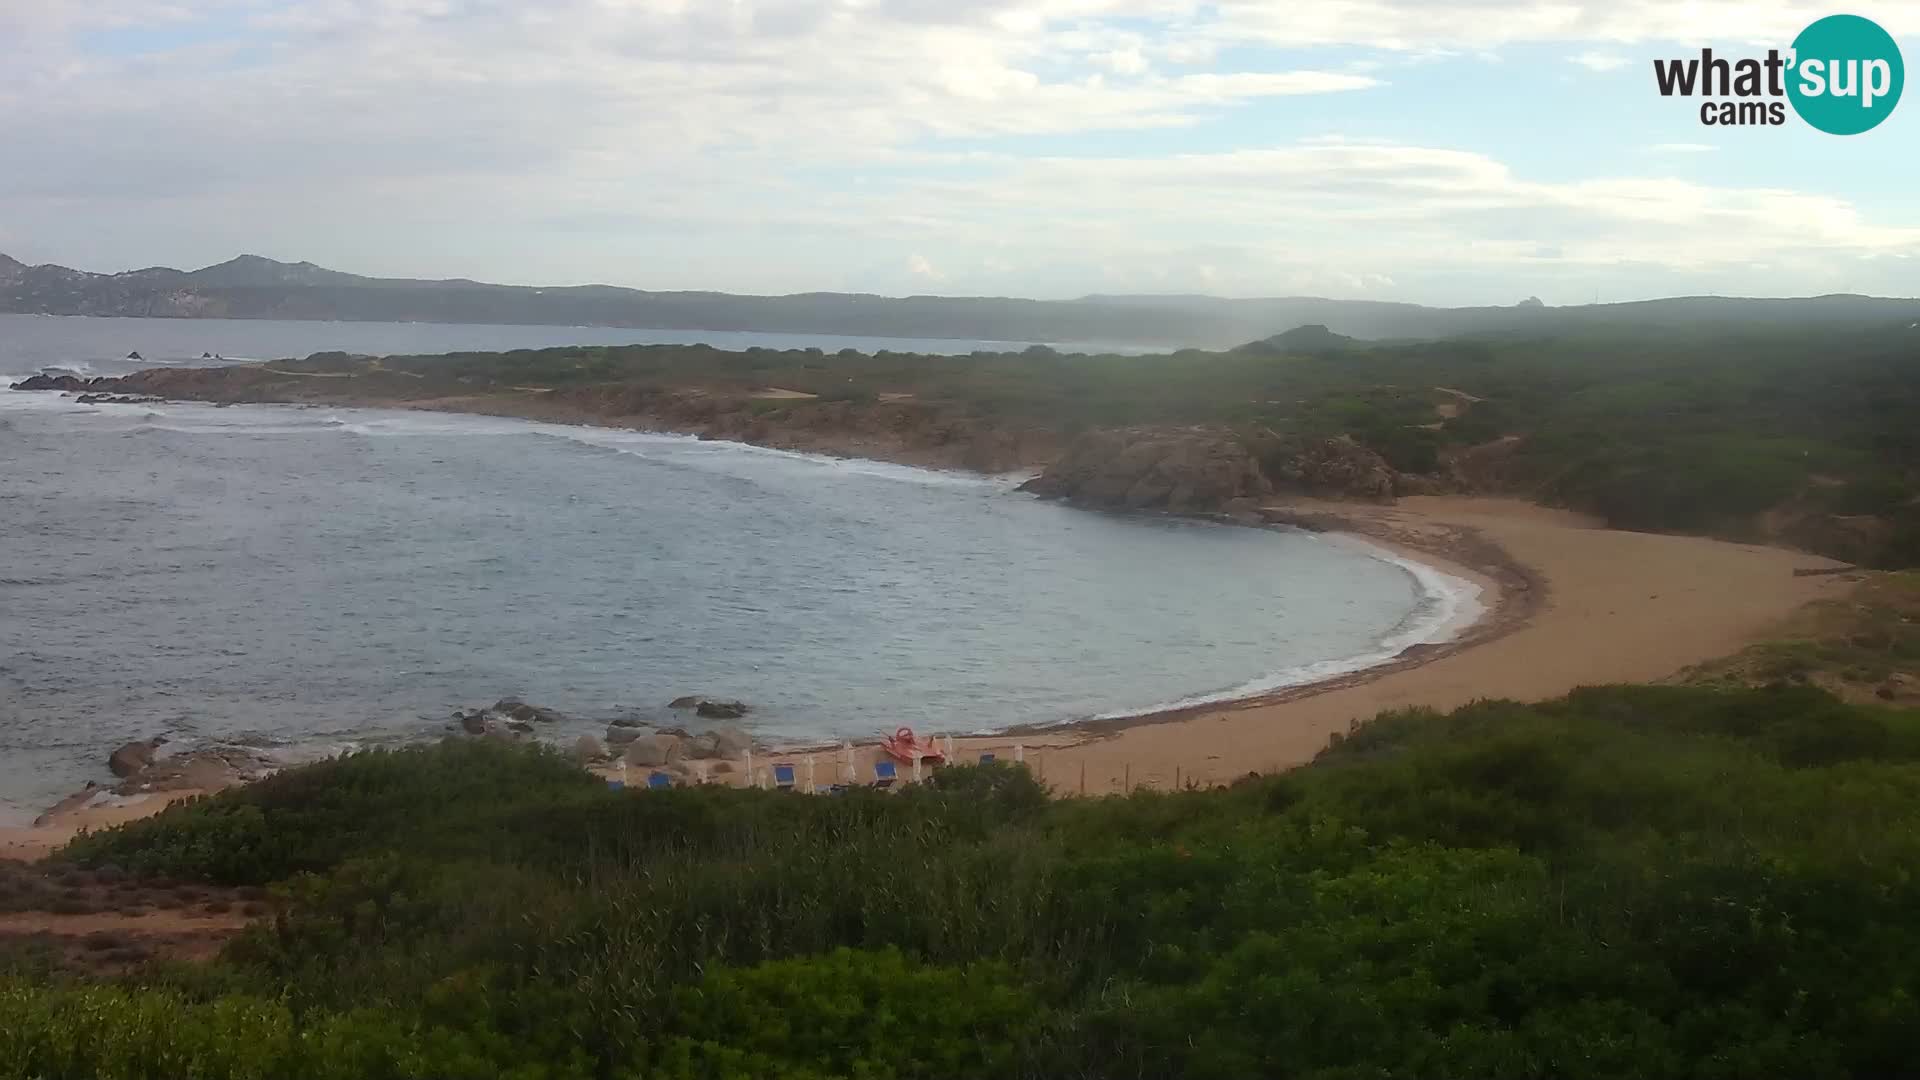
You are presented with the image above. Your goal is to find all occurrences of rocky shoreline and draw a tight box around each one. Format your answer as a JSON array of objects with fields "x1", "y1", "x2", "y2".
[{"x1": 9, "y1": 367, "x2": 1443, "y2": 510}]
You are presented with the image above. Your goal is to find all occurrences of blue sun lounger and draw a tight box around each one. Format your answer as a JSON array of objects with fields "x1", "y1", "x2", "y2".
[
  {"x1": 978, "y1": 752, "x2": 996, "y2": 765},
  {"x1": 773, "y1": 763, "x2": 797, "y2": 790},
  {"x1": 872, "y1": 760, "x2": 898, "y2": 789},
  {"x1": 647, "y1": 771, "x2": 673, "y2": 790}
]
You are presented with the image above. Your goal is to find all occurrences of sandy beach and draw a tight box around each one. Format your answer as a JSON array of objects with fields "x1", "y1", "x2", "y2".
[
  {"x1": 1010, "y1": 496, "x2": 1853, "y2": 795},
  {"x1": 2, "y1": 494, "x2": 1856, "y2": 850}
]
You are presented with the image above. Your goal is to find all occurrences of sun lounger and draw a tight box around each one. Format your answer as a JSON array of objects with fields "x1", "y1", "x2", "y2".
[
  {"x1": 774, "y1": 763, "x2": 796, "y2": 790},
  {"x1": 872, "y1": 760, "x2": 898, "y2": 789},
  {"x1": 978, "y1": 752, "x2": 996, "y2": 764},
  {"x1": 647, "y1": 771, "x2": 673, "y2": 790}
]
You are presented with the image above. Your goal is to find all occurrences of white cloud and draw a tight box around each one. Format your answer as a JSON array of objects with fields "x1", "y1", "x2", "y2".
[
  {"x1": 2, "y1": 1, "x2": 1916, "y2": 301},
  {"x1": 1570, "y1": 51, "x2": 1631, "y2": 72}
]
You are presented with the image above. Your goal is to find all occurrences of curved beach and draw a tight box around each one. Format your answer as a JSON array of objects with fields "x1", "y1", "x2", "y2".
[
  {"x1": 0, "y1": 398, "x2": 1857, "y2": 850},
  {"x1": 984, "y1": 496, "x2": 1854, "y2": 794}
]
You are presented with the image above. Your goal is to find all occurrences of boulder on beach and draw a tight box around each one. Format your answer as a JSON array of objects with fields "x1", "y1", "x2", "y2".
[
  {"x1": 605, "y1": 724, "x2": 645, "y2": 746},
  {"x1": 456, "y1": 710, "x2": 486, "y2": 735},
  {"x1": 683, "y1": 733, "x2": 723, "y2": 760},
  {"x1": 108, "y1": 738, "x2": 161, "y2": 778},
  {"x1": 623, "y1": 733, "x2": 681, "y2": 768},
  {"x1": 573, "y1": 735, "x2": 607, "y2": 763},
  {"x1": 696, "y1": 700, "x2": 750, "y2": 720},
  {"x1": 712, "y1": 726, "x2": 753, "y2": 757},
  {"x1": 668, "y1": 695, "x2": 705, "y2": 709}
]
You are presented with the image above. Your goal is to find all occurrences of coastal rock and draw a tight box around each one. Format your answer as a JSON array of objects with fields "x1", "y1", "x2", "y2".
[
  {"x1": 1256, "y1": 434, "x2": 1397, "y2": 502},
  {"x1": 573, "y1": 735, "x2": 608, "y2": 763},
  {"x1": 608, "y1": 715, "x2": 647, "y2": 728},
  {"x1": 667, "y1": 694, "x2": 706, "y2": 709},
  {"x1": 457, "y1": 710, "x2": 486, "y2": 735},
  {"x1": 712, "y1": 726, "x2": 753, "y2": 757},
  {"x1": 35, "y1": 783, "x2": 101, "y2": 826},
  {"x1": 695, "y1": 699, "x2": 750, "y2": 720},
  {"x1": 9, "y1": 373, "x2": 90, "y2": 392},
  {"x1": 683, "y1": 733, "x2": 723, "y2": 760},
  {"x1": 605, "y1": 724, "x2": 645, "y2": 746},
  {"x1": 108, "y1": 738, "x2": 162, "y2": 778},
  {"x1": 115, "y1": 746, "x2": 276, "y2": 795},
  {"x1": 1019, "y1": 427, "x2": 1272, "y2": 513},
  {"x1": 623, "y1": 734, "x2": 682, "y2": 768},
  {"x1": 493, "y1": 697, "x2": 563, "y2": 723}
]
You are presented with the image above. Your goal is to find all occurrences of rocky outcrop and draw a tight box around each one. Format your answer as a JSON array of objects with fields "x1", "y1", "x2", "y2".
[
  {"x1": 10, "y1": 374, "x2": 93, "y2": 392},
  {"x1": 114, "y1": 746, "x2": 277, "y2": 795},
  {"x1": 108, "y1": 739, "x2": 162, "y2": 778},
  {"x1": 492, "y1": 697, "x2": 563, "y2": 724},
  {"x1": 605, "y1": 724, "x2": 646, "y2": 747},
  {"x1": 75, "y1": 393, "x2": 165, "y2": 405},
  {"x1": 1258, "y1": 434, "x2": 1397, "y2": 502},
  {"x1": 623, "y1": 733, "x2": 682, "y2": 768},
  {"x1": 695, "y1": 699, "x2": 749, "y2": 720},
  {"x1": 1019, "y1": 427, "x2": 1272, "y2": 512}
]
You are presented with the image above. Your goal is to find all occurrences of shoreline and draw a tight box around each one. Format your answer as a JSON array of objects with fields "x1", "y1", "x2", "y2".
[{"x1": 0, "y1": 386, "x2": 1860, "y2": 844}]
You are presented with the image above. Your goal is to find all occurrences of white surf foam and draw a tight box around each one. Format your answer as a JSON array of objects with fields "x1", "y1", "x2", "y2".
[{"x1": 1088, "y1": 534, "x2": 1485, "y2": 721}]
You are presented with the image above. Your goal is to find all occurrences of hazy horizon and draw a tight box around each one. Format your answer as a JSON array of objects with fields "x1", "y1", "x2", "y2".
[
  {"x1": 9, "y1": 249, "x2": 1919, "y2": 308},
  {"x1": 5, "y1": 2, "x2": 1916, "y2": 305}
]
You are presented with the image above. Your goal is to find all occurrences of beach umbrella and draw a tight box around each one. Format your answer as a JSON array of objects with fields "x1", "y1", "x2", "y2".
[
  {"x1": 745, "y1": 746, "x2": 753, "y2": 788},
  {"x1": 842, "y1": 740, "x2": 854, "y2": 782},
  {"x1": 807, "y1": 754, "x2": 816, "y2": 792},
  {"x1": 912, "y1": 754, "x2": 922, "y2": 784},
  {"x1": 1015, "y1": 743, "x2": 1024, "y2": 764}
]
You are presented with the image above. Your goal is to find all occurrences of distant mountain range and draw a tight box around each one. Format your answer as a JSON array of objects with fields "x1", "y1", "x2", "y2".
[{"x1": 4, "y1": 252, "x2": 1916, "y2": 349}]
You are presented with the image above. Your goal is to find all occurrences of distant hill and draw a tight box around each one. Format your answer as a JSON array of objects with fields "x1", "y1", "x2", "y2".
[
  {"x1": 1235, "y1": 324, "x2": 1358, "y2": 354},
  {"x1": 3, "y1": 252, "x2": 1916, "y2": 348}
]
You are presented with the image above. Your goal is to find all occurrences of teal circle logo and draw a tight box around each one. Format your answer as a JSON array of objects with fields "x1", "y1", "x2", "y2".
[{"x1": 1787, "y1": 14, "x2": 1904, "y2": 134}]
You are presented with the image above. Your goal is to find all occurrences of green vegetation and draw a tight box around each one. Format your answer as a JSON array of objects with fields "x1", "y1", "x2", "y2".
[
  {"x1": 6, "y1": 681, "x2": 1918, "y2": 1077},
  {"x1": 1686, "y1": 572, "x2": 1920, "y2": 698},
  {"x1": 291, "y1": 319, "x2": 1920, "y2": 565}
]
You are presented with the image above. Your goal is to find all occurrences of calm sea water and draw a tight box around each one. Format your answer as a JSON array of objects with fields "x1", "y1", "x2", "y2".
[{"x1": 0, "y1": 316, "x2": 1476, "y2": 822}]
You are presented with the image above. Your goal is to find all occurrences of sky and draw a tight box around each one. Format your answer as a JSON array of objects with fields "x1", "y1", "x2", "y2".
[{"x1": 2, "y1": 0, "x2": 1917, "y2": 305}]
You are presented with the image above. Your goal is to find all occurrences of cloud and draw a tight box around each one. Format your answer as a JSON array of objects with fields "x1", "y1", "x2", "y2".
[
  {"x1": 2, "y1": 1, "x2": 1916, "y2": 301},
  {"x1": 1644, "y1": 142, "x2": 1718, "y2": 153},
  {"x1": 1570, "y1": 51, "x2": 1631, "y2": 72}
]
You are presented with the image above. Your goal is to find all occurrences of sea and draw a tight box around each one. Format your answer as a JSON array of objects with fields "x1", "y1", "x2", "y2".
[{"x1": 0, "y1": 314, "x2": 1480, "y2": 822}]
